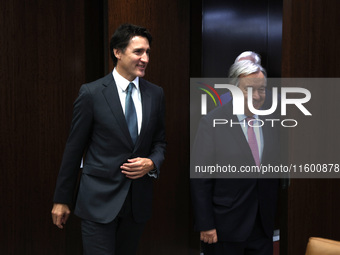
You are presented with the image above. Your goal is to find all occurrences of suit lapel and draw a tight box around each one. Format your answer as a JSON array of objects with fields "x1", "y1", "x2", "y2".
[
  {"x1": 225, "y1": 101, "x2": 276, "y2": 165},
  {"x1": 260, "y1": 115, "x2": 274, "y2": 164},
  {"x1": 101, "y1": 74, "x2": 134, "y2": 147},
  {"x1": 225, "y1": 102, "x2": 256, "y2": 165}
]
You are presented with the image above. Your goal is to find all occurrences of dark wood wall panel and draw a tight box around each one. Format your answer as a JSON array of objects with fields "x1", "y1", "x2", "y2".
[
  {"x1": 282, "y1": 0, "x2": 340, "y2": 77},
  {"x1": 107, "y1": 1, "x2": 194, "y2": 254},
  {"x1": 0, "y1": 0, "x2": 85, "y2": 254},
  {"x1": 1, "y1": 0, "x2": 193, "y2": 254},
  {"x1": 282, "y1": 0, "x2": 340, "y2": 254}
]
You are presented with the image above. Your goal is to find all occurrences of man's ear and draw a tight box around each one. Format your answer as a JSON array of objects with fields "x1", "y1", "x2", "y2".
[{"x1": 113, "y1": 49, "x2": 121, "y2": 60}]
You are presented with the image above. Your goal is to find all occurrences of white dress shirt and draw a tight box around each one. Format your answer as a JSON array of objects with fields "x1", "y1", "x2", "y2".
[{"x1": 112, "y1": 68, "x2": 142, "y2": 134}]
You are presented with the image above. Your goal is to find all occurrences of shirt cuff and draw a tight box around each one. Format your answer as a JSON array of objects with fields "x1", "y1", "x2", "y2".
[{"x1": 148, "y1": 168, "x2": 158, "y2": 178}]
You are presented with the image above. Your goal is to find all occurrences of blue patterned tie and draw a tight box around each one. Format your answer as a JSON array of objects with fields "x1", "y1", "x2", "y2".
[{"x1": 125, "y1": 83, "x2": 138, "y2": 144}]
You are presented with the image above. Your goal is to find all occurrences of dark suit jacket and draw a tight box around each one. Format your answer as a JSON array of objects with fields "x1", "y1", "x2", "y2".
[
  {"x1": 53, "y1": 73, "x2": 166, "y2": 224},
  {"x1": 190, "y1": 101, "x2": 280, "y2": 242}
]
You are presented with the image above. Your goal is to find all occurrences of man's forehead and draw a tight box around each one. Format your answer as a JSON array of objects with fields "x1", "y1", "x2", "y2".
[
  {"x1": 238, "y1": 56, "x2": 256, "y2": 62},
  {"x1": 128, "y1": 36, "x2": 150, "y2": 47},
  {"x1": 239, "y1": 77, "x2": 266, "y2": 87}
]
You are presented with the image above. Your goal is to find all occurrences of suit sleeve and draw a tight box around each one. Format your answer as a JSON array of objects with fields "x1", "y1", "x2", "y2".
[
  {"x1": 147, "y1": 87, "x2": 166, "y2": 178},
  {"x1": 190, "y1": 116, "x2": 216, "y2": 231},
  {"x1": 53, "y1": 84, "x2": 94, "y2": 206}
]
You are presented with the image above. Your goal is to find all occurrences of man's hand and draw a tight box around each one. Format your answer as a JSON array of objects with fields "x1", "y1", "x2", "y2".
[
  {"x1": 120, "y1": 157, "x2": 155, "y2": 179},
  {"x1": 51, "y1": 203, "x2": 70, "y2": 229},
  {"x1": 200, "y1": 229, "x2": 218, "y2": 244}
]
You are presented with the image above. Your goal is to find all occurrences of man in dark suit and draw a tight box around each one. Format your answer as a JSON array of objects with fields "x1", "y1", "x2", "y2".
[
  {"x1": 51, "y1": 24, "x2": 166, "y2": 255},
  {"x1": 190, "y1": 60, "x2": 280, "y2": 255}
]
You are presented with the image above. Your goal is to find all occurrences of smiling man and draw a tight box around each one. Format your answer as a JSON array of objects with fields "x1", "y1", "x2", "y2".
[{"x1": 51, "y1": 24, "x2": 166, "y2": 255}]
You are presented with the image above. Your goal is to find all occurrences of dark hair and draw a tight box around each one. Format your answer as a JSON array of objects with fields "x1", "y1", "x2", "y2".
[{"x1": 109, "y1": 23, "x2": 152, "y2": 66}]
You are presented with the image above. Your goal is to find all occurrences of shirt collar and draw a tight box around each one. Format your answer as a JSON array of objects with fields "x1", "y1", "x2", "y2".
[
  {"x1": 237, "y1": 114, "x2": 260, "y2": 122},
  {"x1": 112, "y1": 68, "x2": 139, "y2": 92}
]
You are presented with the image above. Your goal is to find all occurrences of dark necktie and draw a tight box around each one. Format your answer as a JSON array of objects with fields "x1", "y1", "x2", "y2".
[
  {"x1": 125, "y1": 83, "x2": 138, "y2": 144},
  {"x1": 246, "y1": 117, "x2": 260, "y2": 166}
]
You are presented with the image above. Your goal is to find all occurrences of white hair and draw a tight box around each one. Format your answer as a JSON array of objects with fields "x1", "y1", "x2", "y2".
[
  {"x1": 228, "y1": 60, "x2": 267, "y2": 86},
  {"x1": 234, "y1": 51, "x2": 261, "y2": 65}
]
